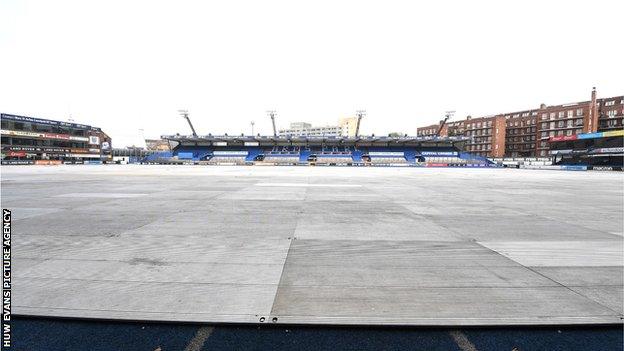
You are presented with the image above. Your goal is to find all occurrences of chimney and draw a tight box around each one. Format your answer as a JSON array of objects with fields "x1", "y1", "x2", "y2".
[
  {"x1": 587, "y1": 87, "x2": 598, "y2": 133},
  {"x1": 466, "y1": 115, "x2": 472, "y2": 120},
  {"x1": 539, "y1": 103, "x2": 547, "y2": 109}
]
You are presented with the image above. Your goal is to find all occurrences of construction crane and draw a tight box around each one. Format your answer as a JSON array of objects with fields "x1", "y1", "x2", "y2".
[
  {"x1": 436, "y1": 110, "x2": 455, "y2": 136},
  {"x1": 267, "y1": 110, "x2": 277, "y2": 137},
  {"x1": 355, "y1": 110, "x2": 366, "y2": 137},
  {"x1": 178, "y1": 110, "x2": 197, "y2": 137}
]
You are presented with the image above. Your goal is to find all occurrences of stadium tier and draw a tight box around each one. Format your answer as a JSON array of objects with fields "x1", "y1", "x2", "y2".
[
  {"x1": 159, "y1": 134, "x2": 496, "y2": 167},
  {"x1": 1, "y1": 113, "x2": 112, "y2": 164},
  {"x1": 548, "y1": 129, "x2": 624, "y2": 170}
]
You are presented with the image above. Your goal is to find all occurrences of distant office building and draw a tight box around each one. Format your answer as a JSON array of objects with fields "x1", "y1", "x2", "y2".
[
  {"x1": 338, "y1": 117, "x2": 358, "y2": 137},
  {"x1": 1, "y1": 113, "x2": 111, "y2": 164},
  {"x1": 278, "y1": 117, "x2": 358, "y2": 137},
  {"x1": 288, "y1": 122, "x2": 312, "y2": 131},
  {"x1": 417, "y1": 88, "x2": 623, "y2": 158}
]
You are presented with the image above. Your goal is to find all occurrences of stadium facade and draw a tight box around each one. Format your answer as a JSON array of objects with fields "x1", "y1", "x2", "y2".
[
  {"x1": 549, "y1": 129, "x2": 624, "y2": 170},
  {"x1": 1, "y1": 113, "x2": 111, "y2": 164},
  {"x1": 417, "y1": 88, "x2": 624, "y2": 158},
  {"x1": 158, "y1": 134, "x2": 496, "y2": 167}
]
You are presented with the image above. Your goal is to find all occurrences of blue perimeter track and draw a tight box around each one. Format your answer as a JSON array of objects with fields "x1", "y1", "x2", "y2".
[{"x1": 10, "y1": 316, "x2": 624, "y2": 351}]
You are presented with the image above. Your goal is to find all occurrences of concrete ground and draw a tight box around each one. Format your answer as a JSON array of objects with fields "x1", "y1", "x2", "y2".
[{"x1": 2, "y1": 165, "x2": 623, "y2": 326}]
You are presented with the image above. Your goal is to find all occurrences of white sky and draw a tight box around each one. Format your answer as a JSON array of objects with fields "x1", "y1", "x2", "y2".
[{"x1": 1, "y1": 0, "x2": 622, "y2": 147}]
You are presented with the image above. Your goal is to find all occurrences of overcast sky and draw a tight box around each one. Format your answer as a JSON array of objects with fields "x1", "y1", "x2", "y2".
[{"x1": 1, "y1": 0, "x2": 622, "y2": 147}]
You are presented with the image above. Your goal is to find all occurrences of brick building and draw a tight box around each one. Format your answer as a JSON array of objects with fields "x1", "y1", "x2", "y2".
[
  {"x1": 598, "y1": 95, "x2": 624, "y2": 132},
  {"x1": 417, "y1": 88, "x2": 623, "y2": 158},
  {"x1": 416, "y1": 123, "x2": 447, "y2": 138},
  {"x1": 461, "y1": 116, "x2": 507, "y2": 158},
  {"x1": 504, "y1": 110, "x2": 538, "y2": 158}
]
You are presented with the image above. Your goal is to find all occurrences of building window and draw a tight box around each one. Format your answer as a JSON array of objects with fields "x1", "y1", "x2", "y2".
[
  {"x1": 558, "y1": 111, "x2": 564, "y2": 118},
  {"x1": 607, "y1": 110, "x2": 617, "y2": 117},
  {"x1": 605, "y1": 101, "x2": 615, "y2": 106},
  {"x1": 576, "y1": 109, "x2": 583, "y2": 116}
]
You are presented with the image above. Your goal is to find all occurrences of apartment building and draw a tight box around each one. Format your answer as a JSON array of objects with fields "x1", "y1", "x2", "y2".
[
  {"x1": 416, "y1": 123, "x2": 447, "y2": 137},
  {"x1": 598, "y1": 96, "x2": 624, "y2": 132},
  {"x1": 504, "y1": 111, "x2": 538, "y2": 158},
  {"x1": 461, "y1": 116, "x2": 507, "y2": 158},
  {"x1": 417, "y1": 88, "x2": 623, "y2": 158}
]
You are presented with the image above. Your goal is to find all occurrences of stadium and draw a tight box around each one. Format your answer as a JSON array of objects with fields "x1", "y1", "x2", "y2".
[
  {"x1": 2, "y1": 0, "x2": 622, "y2": 348},
  {"x1": 2, "y1": 114, "x2": 623, "y2": 350},
  {"x1": 0, "y1": 113, "x2": 111, "y2": 165},
  {"x1": 155, "y1": 134, "x2": 496, "y2": 167},
  {"x1": 549, "y1": 129, "x2": 624, "y2": 169}
]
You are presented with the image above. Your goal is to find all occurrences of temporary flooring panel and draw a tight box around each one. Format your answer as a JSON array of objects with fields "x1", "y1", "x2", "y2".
[{"x1": 3, "y1": 165, "x2": 623, "y2": 325}]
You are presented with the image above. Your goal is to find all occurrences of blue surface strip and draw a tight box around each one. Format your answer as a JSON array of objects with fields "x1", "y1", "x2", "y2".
[{"x1": 10, "y1": 317, "x2": 624, "y2": 351}]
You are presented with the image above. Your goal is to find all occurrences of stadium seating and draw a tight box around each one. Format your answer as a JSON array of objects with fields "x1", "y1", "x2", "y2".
[
  {"x1": 142, "y1": 152, "x2": 173, "y2": 163},
  {"x1": 207, "y1": 156, "x2": 247, "y2": 165},
  {"x1": 246, "y1": 149, "x2": 263, "y2": 162},
  {"x1": 263, "y1": 156, "x2": 300, "y2": 164},
  {"x1": 168, "y1": 143, "x2": 497, "y2": 167},
  {"x1": 369, "y1": 157, "x2": 408, "y2": 164},
  {"x1": 315, "y1": 155, "x2": 353, "y2": 164},
  {"x1": 422, "y1": 154, "x2": 492, "y2": 166}
]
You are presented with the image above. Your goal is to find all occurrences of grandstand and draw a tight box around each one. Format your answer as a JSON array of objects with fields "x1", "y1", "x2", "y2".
[
  {"x1": 160, "y1": 134, "x2": 497, "y2": 167},
  {"x1": 549, "y1": 129, "x2": 624, "y2": 170}
]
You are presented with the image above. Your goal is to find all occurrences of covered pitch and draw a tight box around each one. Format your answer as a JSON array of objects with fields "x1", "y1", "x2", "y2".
[{"x1": 5, "y1": 165, "x2": 623, "y2": 326}]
